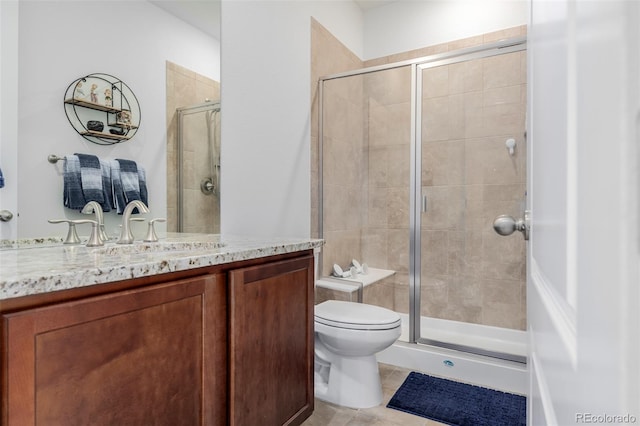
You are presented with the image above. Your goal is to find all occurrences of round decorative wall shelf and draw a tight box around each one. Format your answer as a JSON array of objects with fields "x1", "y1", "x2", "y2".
[{"x1": 63, "y1": 73, "x2": 141, "y2": 145}]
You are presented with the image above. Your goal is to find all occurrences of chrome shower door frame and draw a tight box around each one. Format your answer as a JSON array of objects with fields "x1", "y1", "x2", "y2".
[{"x1": 412, "y1": 41, "x2": 527, "y2": 363}]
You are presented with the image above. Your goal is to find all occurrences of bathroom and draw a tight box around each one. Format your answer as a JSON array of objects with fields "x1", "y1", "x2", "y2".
[{"x1": 1, "y1": 1, "x2": 639, "y2": 425}]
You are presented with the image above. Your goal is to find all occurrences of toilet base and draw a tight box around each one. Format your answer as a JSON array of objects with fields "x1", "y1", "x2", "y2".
[{"x1": 314, "y1": 354, "x2": 383, "y2": 409}]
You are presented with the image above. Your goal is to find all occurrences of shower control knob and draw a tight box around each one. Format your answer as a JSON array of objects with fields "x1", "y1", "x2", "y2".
[
  {"x1": 493, "y1": 212, "x2": 530, "y2": 240},
  {"x1": 200, "y1": 178, "x2": 215, "y2": 195}
]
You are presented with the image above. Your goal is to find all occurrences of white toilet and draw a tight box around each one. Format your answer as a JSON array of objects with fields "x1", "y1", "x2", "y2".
[{"x1": 314, "y1": 300, "x2": 401, "y2": 409}]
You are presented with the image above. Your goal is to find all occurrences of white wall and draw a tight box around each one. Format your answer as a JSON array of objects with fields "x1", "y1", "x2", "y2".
[
  {"x1": 0, "y1": 0, "x2": 19, "y2": 240},
  {"x1": 363, "y1": 0, "x2": 528, "y2": 60},
  {"x1": 17, "y1": 1, "x2": 219, "y2": 238},
  {"x1": 220, "y1": 0, "x2": 363, "y2": 238}
]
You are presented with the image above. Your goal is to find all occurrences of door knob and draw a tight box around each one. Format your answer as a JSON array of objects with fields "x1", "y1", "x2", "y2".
[
  {"x1": 493, "y1": 211, "x2": 530, "y2": 240},
  {"x1": 0, "y1": 210, "x2": 13, "y2": 222}
]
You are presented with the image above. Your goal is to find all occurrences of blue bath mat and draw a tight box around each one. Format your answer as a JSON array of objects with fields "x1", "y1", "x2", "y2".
[{"x1": 387, "y1": 372, "x2": 526, "y2": 426}]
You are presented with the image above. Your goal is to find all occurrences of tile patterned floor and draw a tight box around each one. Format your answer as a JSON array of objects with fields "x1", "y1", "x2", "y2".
[{"x1": 302, "y1": 363, "x2": 447, "y2": 426}]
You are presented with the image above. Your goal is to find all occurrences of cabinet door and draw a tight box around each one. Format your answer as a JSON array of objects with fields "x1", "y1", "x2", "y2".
[
  {"x1": 2, "y1": 274, "x2": 226, "y2": 426},
  {"x1": 229, "y1": 255, "x2": 314, "y2": 426}
]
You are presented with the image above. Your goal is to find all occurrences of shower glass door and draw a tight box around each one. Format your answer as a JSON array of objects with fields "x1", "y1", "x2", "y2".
[
  {"x1": 176, "y1": 102, "x2": 221, "y2": 234},
  {"x1": 319, "y1": 66, "x2": 413, "y2": 341},
  {"x1": 415, "y1": 47, "x2": 527, "y2": 361}
]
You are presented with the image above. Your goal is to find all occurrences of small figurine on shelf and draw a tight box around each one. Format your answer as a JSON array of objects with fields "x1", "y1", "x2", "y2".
[
  {"x1": 90, "y1": 83, "x2": 98, "y2": 103},
  {"x1": 104, "y1": 88, "x2": 112, "y2": 107},
  {"x1": 74, "y1": 81, "x2": 86, "y2": 100},
  {"x1": 117, "y1": 110, "x2": 132, "y2": 129}
]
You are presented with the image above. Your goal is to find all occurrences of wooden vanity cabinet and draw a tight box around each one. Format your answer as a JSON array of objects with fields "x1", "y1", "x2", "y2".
[
  {"x1": 229, "y1": 255, "x2": 315, "y2": 426},
  {"x1": 3, "y1": 273, "x2": 227, "y2": 426},
  {"x1": 1, "y1": 251, "x2": 315, "y2": 426}
]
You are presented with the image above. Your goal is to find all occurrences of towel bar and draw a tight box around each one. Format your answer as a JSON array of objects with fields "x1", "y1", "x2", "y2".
[{"x1": 48, "y1": 154, "x2": 65, "y2": 164}]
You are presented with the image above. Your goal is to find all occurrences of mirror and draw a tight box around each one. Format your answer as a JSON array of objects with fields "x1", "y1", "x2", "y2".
[
  {"x1": 151, "y1": 1, "x2": 222, "y2": 234},
  {"x1": 2, "y1": 1, "x2": 220, "y2": 240},
  {"x1": 167, "y1": 79, "x2": 221, "y2": 234}
]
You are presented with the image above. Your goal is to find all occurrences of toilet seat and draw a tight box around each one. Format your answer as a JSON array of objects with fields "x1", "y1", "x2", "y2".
[{"x1": 315, "y1": 300, "x2": 401, "y2": 331}]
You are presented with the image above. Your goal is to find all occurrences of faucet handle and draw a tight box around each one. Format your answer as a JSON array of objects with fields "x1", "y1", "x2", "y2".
[
  {"x1": 144, "y1": 218, "x2": 166, "y2": 242},
  {"x1": 49, "y1": 219, "x2": 81, "y2": 244},
  {"x1": 48, "y1": 219, "x2": 98, "y2": 245}
]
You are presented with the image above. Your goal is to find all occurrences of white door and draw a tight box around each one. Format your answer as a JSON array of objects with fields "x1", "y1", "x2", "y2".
[
  {"x1": 0, "y1": 0, "x2": 19, "y2": 240},
  {"x1": 528, "y1": 1, "x2": 639, "y2": 424}
]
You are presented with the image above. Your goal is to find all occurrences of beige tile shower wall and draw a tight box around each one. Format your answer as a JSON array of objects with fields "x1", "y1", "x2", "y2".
[
  {"x1": 362, "y1": 66, "x2": 413, "y2": 315},
  {"x1": 166, "y1": 61, "x2": 220, "y2": 233},
  {"x1": 311, "y1": 19, "x2": 365, "y2": 277}
]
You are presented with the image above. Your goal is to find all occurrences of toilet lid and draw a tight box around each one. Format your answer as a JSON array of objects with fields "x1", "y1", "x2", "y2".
[{"x1": 314, "y1": 300, "x2": 401, "y2": 330}]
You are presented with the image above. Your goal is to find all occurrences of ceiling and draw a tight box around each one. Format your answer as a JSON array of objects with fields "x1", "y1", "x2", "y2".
[
  {"x1": 150, "y1": 0, "x2": 397, "y2": 40},
  {"x1": 150, "y1": 0, "x2": 221, "y2": 40},
  {"x1": 354, "y1": 0, "x2": 397, "y2": 11}
]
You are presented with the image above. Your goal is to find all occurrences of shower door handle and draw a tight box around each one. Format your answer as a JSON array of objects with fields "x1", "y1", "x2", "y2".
[
  {"x1": 493, "y1": 211, "x2": 530, "y2": 240},
  {"x1": 421, "y1": 195, "x2": 428, "y2": 213},
  {"x1": 0, "y1": 210, "x2": 13, "y2": 222}
]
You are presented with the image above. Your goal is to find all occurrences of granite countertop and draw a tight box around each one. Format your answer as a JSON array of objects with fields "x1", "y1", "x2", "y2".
[{"x1": 0, "y1": 233, "x2": 324, "y2": 301}]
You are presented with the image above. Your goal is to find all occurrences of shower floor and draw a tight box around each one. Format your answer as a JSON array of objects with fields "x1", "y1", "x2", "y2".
[{"x1": 398, "y1": 314, "x2": 527, "y2": 360}]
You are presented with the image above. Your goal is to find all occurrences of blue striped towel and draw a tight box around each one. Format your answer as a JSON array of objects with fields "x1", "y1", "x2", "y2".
[
  {"x1": 75, "y1": 153, "x2": 104, "y2": 205},
  {"x1": 138, "y1": 166, "x2": 148, "y2": 206},
  {"x1": 63, "y1": 155, "x2": 86, "y2": 210},
  {"x1": 110, "y1": 159, "x2": 126, "y2": 214},
  {"x1": 116, "y1": 159, "x2": 140, "y2": 204},
  {"x1": 110, "y1": 159, "x2": 148, "y2": 214},
  {"x1": 100, "y1": 159, "x2": 112, "y2": 212}
]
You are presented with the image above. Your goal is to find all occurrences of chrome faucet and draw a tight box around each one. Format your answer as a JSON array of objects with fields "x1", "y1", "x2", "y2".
[
  {"x1": 81, "y1": 201, "x2": 108, "y2": 243},
  {"x1": 117, "y1": 200, "x2": 150, "y2": 244}
]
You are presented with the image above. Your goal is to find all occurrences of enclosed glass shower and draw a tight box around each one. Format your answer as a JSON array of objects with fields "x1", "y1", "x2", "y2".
[
  {"x1": 319, "y1": 38, "x2": 527, "y2": 362},
  {"x1": 176, "y1": 101, "x2": 221, "y2": 234}
]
